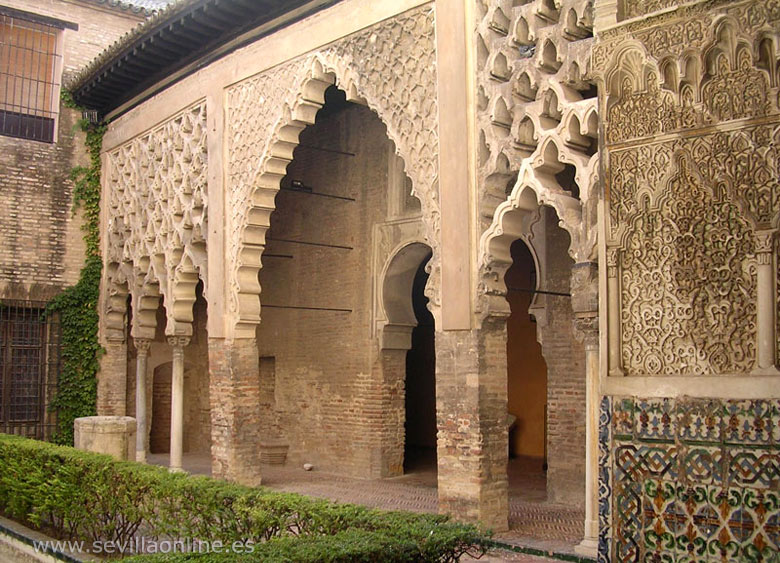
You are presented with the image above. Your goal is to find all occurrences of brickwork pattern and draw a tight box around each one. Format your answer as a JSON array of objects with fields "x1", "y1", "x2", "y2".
[
  {"x1": 255, "y1": 103, "x2": 399, "y2": 479},
  {"x1": 0, "y1": 1, "x2": 141, "y2": 300}
]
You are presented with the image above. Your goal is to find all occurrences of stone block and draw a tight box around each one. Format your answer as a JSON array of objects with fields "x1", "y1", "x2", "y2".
[{"x1": 74, "y1": 416, "x2": 136, "y2": 461}]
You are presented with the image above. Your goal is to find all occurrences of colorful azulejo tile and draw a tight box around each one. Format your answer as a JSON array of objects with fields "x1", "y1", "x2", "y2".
[
  {"x1": 677, "y1": 398, "x2": 722, "y2": 445},
  {"x1": 724, "y1": 400, "x2": 773, "y2": 446},
  {"x1": 682, "y1": 446, "x2": 724, "y2": 485},
  {"x1": 636, "y1": 398, "x2": 675, "y2": 442}
]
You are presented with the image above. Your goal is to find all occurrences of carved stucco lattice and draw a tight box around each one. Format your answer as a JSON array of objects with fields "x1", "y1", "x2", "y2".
[
  {"x1": 619, "y1": 152, "x2": 756, "y2": 375},
  {"x1": 620, "y1": 0, "x2": 679, "y2": 20},
  {"x1": 594, "y1": 0, "x2": 780, "y2": 85},
  {"x1": 104, "y1": 101, "x2": 208, "y2": 334},
  {"x1": 226, "y1": 6, "x2": 439, "y2": 333},
  {"x1": 476, "y1": 0, "x2": 600, "y2": 320}
]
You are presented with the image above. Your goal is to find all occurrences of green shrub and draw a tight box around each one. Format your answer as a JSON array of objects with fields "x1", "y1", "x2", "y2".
[{"x1": 0, "y1": 434, "x2": 489, "y2": 561}]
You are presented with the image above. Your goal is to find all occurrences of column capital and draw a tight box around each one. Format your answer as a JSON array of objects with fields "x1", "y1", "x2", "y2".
[
  {"x1": 571, "y1": 261, "x2": 599, "y2": 315},
  {"x1": 134, "y1": 338, "x2": 152, "y2": 355},
  {"x1": 574, "y1": 314, "x2": 599, "y2": 350},
  {"x1": 755, "y1": 230, "x2": 776, "y2": 264},
  {"x1": 167, "y1": 336, "x2": 191, "y2": 349}
]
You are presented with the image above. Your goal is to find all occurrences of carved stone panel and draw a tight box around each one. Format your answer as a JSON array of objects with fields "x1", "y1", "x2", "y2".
[{"x1": 104, "y1": 101, "x2": 208, "y2": 332}]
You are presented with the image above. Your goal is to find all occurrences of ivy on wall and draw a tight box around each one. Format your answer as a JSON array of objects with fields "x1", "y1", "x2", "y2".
[{"x1": 47, "y1": 91, "x2": 105, "y2": 445}]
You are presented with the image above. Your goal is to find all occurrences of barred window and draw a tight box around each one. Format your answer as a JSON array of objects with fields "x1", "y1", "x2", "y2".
[
  {"x1": 0, "y1": 10, "x2": 66, "y2": 143},
  {"x1": 0, "y1": 301, "x2": 61, "y2": 440}
]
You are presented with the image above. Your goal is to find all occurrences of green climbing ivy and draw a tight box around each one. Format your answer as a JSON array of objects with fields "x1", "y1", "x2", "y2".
[{"x1": 47, "y1": 90, "x2": 106, "y2": 445}]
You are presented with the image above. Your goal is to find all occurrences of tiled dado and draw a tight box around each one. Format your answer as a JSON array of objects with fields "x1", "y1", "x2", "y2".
[{"x1": 599, "y1": 397, "x2": 780, "y2": 562}]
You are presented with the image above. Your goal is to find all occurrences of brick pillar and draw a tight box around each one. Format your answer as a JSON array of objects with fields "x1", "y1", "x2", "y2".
[
  {"x1": 208, "y1": 337, "x2": 262, "y2": 486},
  {"x1": 436, "y1": 317, "x2": 509, "y2": 532},
  {"x1": 375, "y1": 349, "x2": 406, "y2": 478},
  {"x1": 97, "y1": 340, "x2": 127, "y2": 416}
]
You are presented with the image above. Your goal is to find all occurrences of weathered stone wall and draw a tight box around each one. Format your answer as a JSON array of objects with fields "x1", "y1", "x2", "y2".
[
  {"x1": 0, "y1": 1, "x2": 142, "y2": 301},
  {"x1": 594, "y1": 0, "x2": 780, "y2": 560},
  {"x1": 255, "y1": 101, "x2": 396, "y2": 477}
]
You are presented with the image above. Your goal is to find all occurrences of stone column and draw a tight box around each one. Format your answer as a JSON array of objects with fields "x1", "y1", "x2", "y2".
[
  {"x1": 606, "y1": 247, "x2": 623, "y2": 376},
  {"x1": 753, "y1": 230, "x2": 779, "y2": 375},
  {"x1": 134, "y1": 339, "x2": 152, "y2": 463},
  {"x1": 574, "y1": 315, "x2": 599, "y2": 556},
  {"x1": 168, "y1": 336, "x2": 190, "y2": 472},
  {"x1": 571, "y1": 262, "x2": 599, "y2": 558}
]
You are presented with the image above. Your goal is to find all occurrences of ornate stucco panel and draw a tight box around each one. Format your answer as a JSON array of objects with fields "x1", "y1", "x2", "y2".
[
  {"x1": 104, "y1": 101, "x2": 208, "y2": 337},
  {"x1": 596, "y1": 0, "x2": 780, "y2": 378},
  {"x1": 225, "y1": 5, "x2": 439, "y2": 336}
]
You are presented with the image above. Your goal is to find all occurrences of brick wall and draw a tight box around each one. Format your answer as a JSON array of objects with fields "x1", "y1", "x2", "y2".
[
  {"x1": 255, "y1": 98, "x2": 396, "y2": 478},
  {"x1": 0, "y1": 1, "x2": 142, "y2": 301},
  {"x1": 538, "y1": 206, "x2": 586, "y2": 507}
]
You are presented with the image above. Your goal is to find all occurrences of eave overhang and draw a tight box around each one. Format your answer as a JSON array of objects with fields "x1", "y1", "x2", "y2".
[{"x1": 70, "y1": 0, "x2": 341, "y2": 119}]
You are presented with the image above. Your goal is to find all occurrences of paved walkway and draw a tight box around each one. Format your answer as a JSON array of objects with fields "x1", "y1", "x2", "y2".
[{"x1": 147, "y1": 452, "x2": 589, "y2": 562}]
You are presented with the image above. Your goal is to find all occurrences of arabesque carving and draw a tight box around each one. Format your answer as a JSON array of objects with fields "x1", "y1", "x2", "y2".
[
  {"x1": 104, "y1": 101, "x2": 208, "y2": 337},
  {"x1": 619, "y1": 153, "x2": 756, "y2": 375},
  {"x1": 226, "y1": 6, "x2": 440, "y2": 336},
  {"x1": 598, "y1": 0, "x2": 780, "y2": 378}
]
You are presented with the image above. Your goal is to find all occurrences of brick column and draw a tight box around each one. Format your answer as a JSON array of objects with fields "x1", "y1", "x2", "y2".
[
  {"x1": 208, "y1": 337, "x2": 262, "y2": 486},
  {"x1": 376, "y1": 349, "x2": 406, "y2": 477},
  {"x1": 436, "y1": 317, "x2": 509, "y2": 532},
  {"x1": 134, "y1": 338, "x2": 151, "y2": 463},
  {"x1": 97, "y1": 339, "x2": 127, "y2": 417}
]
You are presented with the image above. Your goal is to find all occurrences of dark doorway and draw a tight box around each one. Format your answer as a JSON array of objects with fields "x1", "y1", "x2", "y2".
[
  {"x1": 506, "y1": 239, "x2": 548, "y2": 476},
  {"x1": 403, "y1": 254, "x2": 436, "y2": 473}
]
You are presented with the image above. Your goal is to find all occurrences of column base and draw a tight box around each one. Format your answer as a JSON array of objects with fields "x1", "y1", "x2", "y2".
[
  {"x1": 136, "y1": 450, "x2": 147, "y2": 464},
  {"x1": 574, "y1": 537, "x2": 598, "y2": 558},
  {"x1": 169, "y1": 466, "x2": 185, "y2": 474}
]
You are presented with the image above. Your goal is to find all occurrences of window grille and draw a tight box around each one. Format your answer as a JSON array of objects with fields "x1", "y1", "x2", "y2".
[
  {"x1": 0, "y1": 301, "x2": 61, "y2": 440},
  {"x1": 0, "y1": 14, "x2": 61, "y2": 142}
]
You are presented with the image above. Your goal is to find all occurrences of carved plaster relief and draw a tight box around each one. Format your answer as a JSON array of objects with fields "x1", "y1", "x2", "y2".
[
  {"x1": 104, "y1": 101, "x2": 208, "y2": 337},
  {"x1": 598, "y1": 1, "x2": 780, "y2": 377},
  {"x1": 477, "y1": 0, "x2": 599, "y2": 320},
  {"x1": 226, "y1": 6, "x2": 440, "y2": 336}
]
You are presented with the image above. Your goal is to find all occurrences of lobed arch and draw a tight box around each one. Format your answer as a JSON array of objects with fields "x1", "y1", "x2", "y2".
[{"x1": 229, "y1": 40, "x2": 441, "y2": 338}]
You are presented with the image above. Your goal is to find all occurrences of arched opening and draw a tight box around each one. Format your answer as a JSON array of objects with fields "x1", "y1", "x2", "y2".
[
  {"x1": 505, "y1": 239, "x2": 548, "y2": 493},
  {"x1": 145, "y1": 281, "x2": 210, "y2": 462},
  {"x1": 403, "y1": 252, "x2": 436, "y2": 474},
  {"x1": 256, "y1": 84, "x2": 420, "y2": 478}
]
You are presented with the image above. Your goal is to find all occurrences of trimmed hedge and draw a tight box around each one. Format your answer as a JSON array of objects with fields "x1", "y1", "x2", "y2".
[{"x1": 0, "y1": 434, "x2": 489, "y2": 561}]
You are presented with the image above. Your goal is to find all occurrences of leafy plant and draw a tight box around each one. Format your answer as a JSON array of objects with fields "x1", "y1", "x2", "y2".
[
  {"x1": 0, "y1": 434, "x2": 490, "y2": 561},
  {"x1": 46, "y1": 91, "x2": 105, "y2": 445}
]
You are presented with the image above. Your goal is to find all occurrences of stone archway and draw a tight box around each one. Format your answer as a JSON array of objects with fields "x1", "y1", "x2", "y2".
[
  {"x1": 378, "y1": 242, "x2": 434, "y2": 477},
  {"x1": 225, "y1": 5, "x2": 441, "y2": 339}
]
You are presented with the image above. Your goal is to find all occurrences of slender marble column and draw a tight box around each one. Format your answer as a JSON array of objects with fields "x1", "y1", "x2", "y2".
[
  {"x1": 168, "y1": 336, "x2": 190, "y2": 472},
  {"x1": 575, "y1": 315, "x2": 600, "y2": 557},
  {"x1": 134, "y1": 339, "x2": 152, "y2": 463},
  {"x1": 753, "y1": 230, "x2": 779, "y2": 375},
  {"x1": 607, "y1": 247, "x2": 623, "y2": 376}
]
